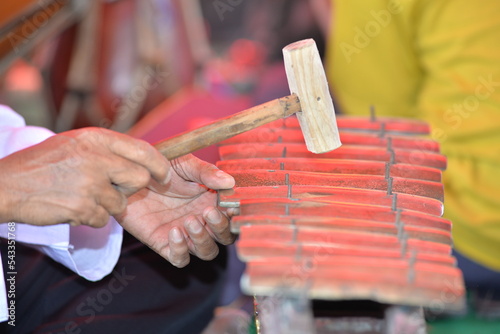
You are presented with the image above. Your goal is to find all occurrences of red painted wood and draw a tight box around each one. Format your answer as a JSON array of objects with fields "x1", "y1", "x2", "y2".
[
  {"x1": 220, "y1": 128, "x2": 440, "y2": 152},
  {"x1": 243, "y1": 257, "x2": 464, "y2": 309},
  {"x1": 237, "y1": 199, "x2": 451, "y2": 231},
  {"x1": 219, "y1": 144, "x2": 447, "y2": 170},
  {"x1": 217, "y1": 158, "x2": 442, "y2": 182},
  {"x1": 237, "y1": 239, "x2": 456, "y2": 265},
  {"x1": 263, "y1": 116, "x2": 431, "y2": 134},
  {"x1": 238, "y1": 225, "x2": 451, "y2": 254},
  {"x1": 219, "y1": 186, "x2": 444, "y2": 216},
  {"x1": 227, "y1": 170, "x2": 444, "y2": 201},
  {"x1": 231, "y1": 215, "x2": 452, "y2": 244}
]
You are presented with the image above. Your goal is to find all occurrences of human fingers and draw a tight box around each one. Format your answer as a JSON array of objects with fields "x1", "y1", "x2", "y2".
[
  {"x1": 106, "y1": 157, "x2": 155, "y2": 196},
  {"x1": 203, "y1": 207, "x2": 236, "y2": 245},
  {"x1": 164, "y1": 227, "x2": 190, "y2": 268},
  {"x1": 65, "y1": 128, "x2": 171, "y2": 185},
  {"x1": 184, "y1": 216, "x2": 220, "y2": 261},
  {"x1": 96, "y1": 183, "x2": 128, "y2": 215},
  {"x1": 78, "y1": 205, "x2": 110, "y2": 228},
  {"x1": 171, "y1": 155, "x2": 234, "y2": 190}
]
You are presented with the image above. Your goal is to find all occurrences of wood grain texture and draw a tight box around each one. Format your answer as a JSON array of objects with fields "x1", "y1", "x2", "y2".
[
  {"x1": 154, "y1": 94, "x2": 300, "y2": 160},
  {"x1": 283, "y1": 39, "x2": 341, "y2": 153}
]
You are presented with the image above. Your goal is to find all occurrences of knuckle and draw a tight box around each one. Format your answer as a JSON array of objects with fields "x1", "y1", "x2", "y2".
[
  {"x1": 170, "y1": 254, "x2": 190, "y2": 268},
  {"x1": 131, "y1": 169, "x2": 151, "y2": 189},
  {"x1": 131, "y1": 139, "x2": 154, "y2": 161},
  {"x1": 88, "y1": 209, "x2": 110, "y2": 228},
  {"x1": 116, "y1": 195, "x2": 128, "y2": 213},
  {"x1": 108, "y1": 194, "x2": 127, "y2": 215},
  {"x1": 197, "y1": 244, "x2": 219, "y2": 261},
  {"x1": 220, "y1": 234, "x2": 237, "y2": 246}
]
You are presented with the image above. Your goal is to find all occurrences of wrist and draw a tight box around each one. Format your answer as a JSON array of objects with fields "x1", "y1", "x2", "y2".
[{"x1": 0, "y1": 160, "x2": 20, "y2": 223}]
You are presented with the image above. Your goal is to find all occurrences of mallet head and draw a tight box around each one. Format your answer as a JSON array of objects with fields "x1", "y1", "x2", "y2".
[{"x1": 282, "y1": 39, "x2": 341, "y2": 153}]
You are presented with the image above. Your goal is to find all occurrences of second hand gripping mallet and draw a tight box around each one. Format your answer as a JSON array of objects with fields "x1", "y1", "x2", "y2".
[{"x1": 154, "y1": 39, "x2": 342, "y2": 159}]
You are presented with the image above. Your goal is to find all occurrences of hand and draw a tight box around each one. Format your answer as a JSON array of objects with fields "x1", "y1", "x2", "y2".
[
  {"x1": 116, "y1": 154, "x2": 236, "y2": 268},
  {"x1": 0, "y1": 127, "x2": 169, "y2": 227}
]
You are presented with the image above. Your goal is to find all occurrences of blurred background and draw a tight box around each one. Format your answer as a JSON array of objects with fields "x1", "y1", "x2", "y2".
[{"x1": 0, "y1": 0, "x2": 327, "y2": 164}]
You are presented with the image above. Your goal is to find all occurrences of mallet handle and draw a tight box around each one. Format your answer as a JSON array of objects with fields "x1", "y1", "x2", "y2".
[{"x1": 154, "y1": 94, "x2": 300, "y2": 160}]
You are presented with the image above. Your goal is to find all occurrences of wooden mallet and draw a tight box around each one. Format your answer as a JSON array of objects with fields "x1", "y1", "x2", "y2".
[{"x1": 154, "y1": 39, "x2": 341, "y2": 159}]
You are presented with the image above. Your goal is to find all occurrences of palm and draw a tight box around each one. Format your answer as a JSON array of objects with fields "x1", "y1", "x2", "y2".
[{"x1": 115, "y1": 154, "x2": 236, "y2": 267}]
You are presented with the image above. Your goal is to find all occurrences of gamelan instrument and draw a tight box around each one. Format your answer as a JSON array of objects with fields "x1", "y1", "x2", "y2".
[{"x1": 151, "y1": 39, "x2": 466, "y2": 333}]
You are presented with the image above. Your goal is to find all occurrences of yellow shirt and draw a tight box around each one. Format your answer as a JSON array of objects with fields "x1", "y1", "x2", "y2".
[{"x1": 327, "y1": 0, "x2": 500, "y2": 270}]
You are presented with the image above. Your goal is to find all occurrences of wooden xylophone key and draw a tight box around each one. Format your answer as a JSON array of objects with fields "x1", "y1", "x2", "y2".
[
  {"x1": 218, "y1": 186, "x2": 444, "y2": 216},
  {"x1": 263, "y1": 115, "x2": 431, "y2": 135},
  {"x1": 220, "y1": 128, "x2": 440, "y2": 153},
  {"x1": 237, "y1": 198, "x2": 451, "y2": 231},
  {"x1": 231, "y1": 215, "x2": 452, "y2": 244},
  {"x1": 242, "y1": 256, "x2": 465, "y2": 310},
  {"x1": 219, "y1": 143, "x2": 447, "y2": 170},
  {"x1": 226, "y1": 170, "x2": 444, "y2": 201},
  {"x1": 217, "y1": 158, "x2": 442, "y2": 182}
]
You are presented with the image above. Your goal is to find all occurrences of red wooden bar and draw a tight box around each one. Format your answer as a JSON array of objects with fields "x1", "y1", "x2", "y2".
[
  {"x1": 263, "y1": 116, "x2": 431, "y2": 135},
  {"x1": 217, "y1": 158, "x2": 442, "y2": 182},
  {"x1": 220, "y1": 128, "x2": 440, "y2": 152},
  {"x1": 227, "y1": 170, "x2": 444, "y2": 201},
  {"x1": 238, "y1": 225, "x2": 450, "y2": 254},
  {"x1": 238, "y1": 199, "x2": 451, "y2": 231},
  {"x1": 219, "y1": 144, "x2": 447, "y2": 170},
  {"x1": 243, "y1": 257, "x2": 465, "y2": 310},
  {"x1": 219, "y1": 186, "x2": 444, "y2": 216},
  {"x1": 236, "y1": 239, "x2": 454, "y2": 265},
  {"x1": 231, "y1": 215, "x2": 452, "y2": 244}
]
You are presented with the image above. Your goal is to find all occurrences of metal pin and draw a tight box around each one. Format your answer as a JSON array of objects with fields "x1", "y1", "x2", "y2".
[
  {"x1": 395, "y1": 209, "x2": 403, "y2": 238},
  {"x1": 282, "y1": 146, "x2": 287, "y2": 158},
  {"x1": 387, "y1": 137, "x2": 393, "y2": 151},
  {"x1": 370, "y1": 105, "x2": 376, "y2": 122},
  {"x1": 389, "y1": 149, "x2": 396, "y2": 164},
  {"x1": 280, "y1": 162, "x2": 285, "y2": 171},
  {"x1": 392, "y1": 193, "x2": 398, "y2": 211},
  {"x1": 278, "y1": 136, "x2": 283, "y2": 143},
  {"x1": 400, "y1": 233, "x2": 408, "y2": 258},
  {"x1": 287, "y1": 183, "x2": 293, "y2": 199},
  {"x1": 292, "y1": 225, "x2": 298, "y2": 242},
  {"x1": 285, "y1": 203, "x2": 290, "y2": 216},
  {"x1": 385, "y1": 162, "x2": 391, "y2": 180},
  {"x1": 379, "y1": 123, "x2": 386, "y2": 138},
  {"x1": 408, "y1": 250, "x2": 416, "y2": 284},
  {"x1": 285, "y1": 173, "x2": 290, "y2": 186},
  {"x1": 387, "y1": 177, "x2": 393, "y2": 195}
]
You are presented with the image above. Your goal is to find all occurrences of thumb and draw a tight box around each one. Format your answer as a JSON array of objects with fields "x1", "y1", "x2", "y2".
[{"x1": 170, "y1": 154, "x2": 235, "y2": 190}]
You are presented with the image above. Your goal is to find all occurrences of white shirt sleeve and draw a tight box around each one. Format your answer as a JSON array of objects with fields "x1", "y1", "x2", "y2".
[{"x1": 0, "y1": 105, "x2": 123, "y2": 323}]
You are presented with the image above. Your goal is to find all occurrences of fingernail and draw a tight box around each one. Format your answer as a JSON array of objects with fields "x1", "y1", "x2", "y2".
[
  {"x1": 216, "y1": 170, "x2": 232, "y2": 180},
  {"x1": 206, "y1": 208, "x2": 221, "y2": 224},
  {"x1": 187, "y1": 219, "x2": 203, "y2": 234},
  {"x1": 170, "y1": 227, "x2": 183, "y2": 243}
]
